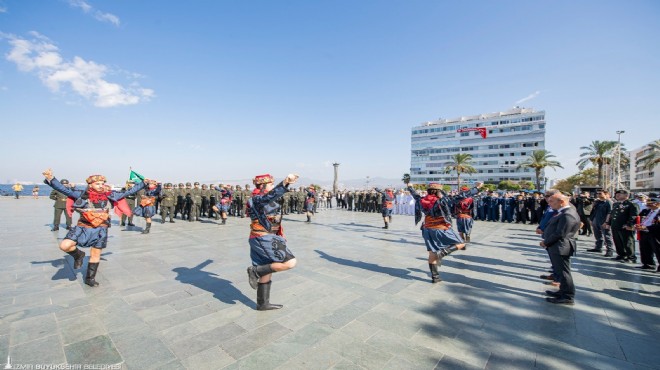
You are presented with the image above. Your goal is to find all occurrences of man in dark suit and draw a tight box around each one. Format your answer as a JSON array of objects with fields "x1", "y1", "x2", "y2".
[{"x1": 541, "y1": 191, "x2": 580, "y2": 305}]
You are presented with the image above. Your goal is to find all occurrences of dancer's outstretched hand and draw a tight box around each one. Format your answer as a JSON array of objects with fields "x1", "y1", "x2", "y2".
[
  {"x1": 284, "y1": 174, "x2": 299, "y2": 185},
  {"x1": 42, "y1": 168, "x2": 54, "y2": 181}
]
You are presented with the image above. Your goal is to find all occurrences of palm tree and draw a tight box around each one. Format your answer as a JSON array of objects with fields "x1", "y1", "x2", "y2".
[
  {"x1": 636, "y1": 139, "x2": 660, "y2": 171},
  {"x1": 444, "y1": 153, "x2": 476, "y2": 190},
  {"x1": 576, "y1": 140, "x2": 619, "y2": 186},
  {"x1": 401, "y1": 173, "x2": 411, "y2": 185},
  {"x1": 518, "y1": 150, "x2": 563, "y2": 190}
]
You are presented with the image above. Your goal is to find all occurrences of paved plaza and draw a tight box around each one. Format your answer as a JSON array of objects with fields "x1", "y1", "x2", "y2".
[{"x1": 1, "y1": 197, "x2": 659, "y2": 369}]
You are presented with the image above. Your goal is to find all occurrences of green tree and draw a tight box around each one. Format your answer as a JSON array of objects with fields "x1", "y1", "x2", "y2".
[
  {"x1": 552, "y1": 168, "x2": 599, "y2": 194},
  {"x1": 402, "y1": 173, "x2": 411, "y2": 185},
  {"x1": 576, "y1": 140, "x2": 619, "y2": 187},
  {"x1": 481, "y1": 183, "x2": 498, "y2": 192},
  {"x1": 444, "y1": 153, "x2": 476, "y2": 190},
  {"x1": 498, "y1": 180, "x2": 521, "y2": 191},
  {"x1": 636, "y1": 139, "x2": 660, "y2": 171},
  {"x1": 519, "y1": 180, "x2": 535, "y2": 190},
  {"x1": 518, "y1": 150, "x2": 563, "y2": 190}
]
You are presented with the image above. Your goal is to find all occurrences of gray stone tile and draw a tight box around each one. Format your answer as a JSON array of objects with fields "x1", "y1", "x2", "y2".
[
  {"x1": 110, "y1": 328, "x2": 176, "y2": 369},
  {"x1": 181, "y1": 346, "x2": 235, "y2": 370},
  {"x1": 59, "y1": 313, "x2": 107, "y2": 345},
  {"x1": 64, "y1": 335, "x2": 122, "y2": 367},
  {"x1": 9, "y1": 313, "x2": 57, "y2": 346},
  {"x1": 8, "y1": 334, "x2": 66, "y2": 365},
  {"x1": 221, "y1": 321, "x2": 292, "y2": 359}
]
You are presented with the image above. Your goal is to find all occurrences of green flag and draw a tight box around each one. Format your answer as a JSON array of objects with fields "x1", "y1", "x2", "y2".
[{"x1": 129, "y1": 170, "x2": 144, "y2": 182}]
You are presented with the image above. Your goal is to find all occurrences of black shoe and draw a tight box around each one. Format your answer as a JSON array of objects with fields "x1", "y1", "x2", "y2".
[
  {"x1": 540, "y1": 274, "x2": 554, "y2": 280},
  {"x1": 51, "y1": 227, "x2": 59, "y2": 231},
  {"x1": 546, "y1": 296, "x2": 574, "y2": 305},
  {"x1": 169, "y1": 220, "x2": 175, "y2": 223},
  {"x1": 619, "y1": 258, "x2": 631, "y2": 263},
  {"x1": 65, "y1": 226, "x2": 71, "y2": 230},
  {"x1": 120, "y1": 222, "x2": 126, "y2": 226},
  {"x1": 635, "y1": 265, "x2": 655, "y2": 270},
  {"x1": 604, "y1": 251, "x2": 613, "y2": 257},
  {"x1": 545, "y1": 290, "x2": 561, "y2": 297},
  {"x1": 613, "y1": 256, "x2": 625, "y2": 260},
  {"x1": 127, "y1": 223, "x2": 135, "y2": 226},
  {"x1": 586, "y1": 248, "x2": 602, "y2": 253}
]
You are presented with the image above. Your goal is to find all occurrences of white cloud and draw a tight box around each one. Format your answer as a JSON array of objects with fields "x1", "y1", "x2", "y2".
[
  {"x1": 515, "y1": 91, "x2": 541, "y2": 105},
  {"x1": 0, "y1": 6, "x2": 7, "y2": 13},
  {"x1": 68, "y1": 0, "x2": 120, "y2": 26},
  {"x1": 3, "y1": 32, "x2": 154, "y2": 107}
]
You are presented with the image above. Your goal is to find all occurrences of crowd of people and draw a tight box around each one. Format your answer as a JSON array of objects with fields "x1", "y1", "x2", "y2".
[{"x1": 38, "y1": 169, "x2": 660, "y2": 310}]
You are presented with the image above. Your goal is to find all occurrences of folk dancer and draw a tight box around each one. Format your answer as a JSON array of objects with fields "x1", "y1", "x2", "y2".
[
  {"x1": 134, "y1": 179, "x2": 161, "y2": 234},
  {"x1": 409, "y1": 183, "x2": 465, "y2": 283},
  {"x1": 42, "y1": 168, "x2": 146, "y2": 287},
  {"x1": 246, "y1": 174, "x2": 299, "y2": 310},
  {"x1": 375, "y1": 187, "x2": 395, "y2": 229}
]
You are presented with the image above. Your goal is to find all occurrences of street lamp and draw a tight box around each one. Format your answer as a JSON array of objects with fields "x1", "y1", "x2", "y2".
[{"x1": 616, "y1": 130, "x2": 625, "y2": 191}]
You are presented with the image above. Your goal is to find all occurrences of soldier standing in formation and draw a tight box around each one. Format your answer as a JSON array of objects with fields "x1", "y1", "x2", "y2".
[
  {"x1": 49, "y1": 178, "x2": 72, "y2": 231},
  {"x1": 604, "y1": 189, "x2": 639, "y2": 263},
  {"x1": 159, "y1": 183, "x2": 177, "y2": 223}
]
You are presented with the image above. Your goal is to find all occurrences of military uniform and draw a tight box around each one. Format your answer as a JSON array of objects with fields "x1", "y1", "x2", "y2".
[
  {"x1": 159, "y1": 183, "x2": 177, "y2": 223},
  {"x1": 49, "y1": 178, "x2": 72, "y2": 231},
  {"x1": 607, "y1": 193, "x2": 639, "y2": 262},
  {"x1": 190, "y1": 182, "x2": 202, "y2": 222},
  {"x1": 200, "y1": 184, "x2": 210, "y2": 217}
]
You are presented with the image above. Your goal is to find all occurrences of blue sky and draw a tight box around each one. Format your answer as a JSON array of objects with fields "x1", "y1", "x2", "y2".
[{"x1": 1, "y1": 0, "x2": 659, "y2": 185}]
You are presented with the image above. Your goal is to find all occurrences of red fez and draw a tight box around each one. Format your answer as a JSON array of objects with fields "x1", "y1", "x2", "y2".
[{"x1": 253, "y1": 174, "x2": 274, "y2": 185}]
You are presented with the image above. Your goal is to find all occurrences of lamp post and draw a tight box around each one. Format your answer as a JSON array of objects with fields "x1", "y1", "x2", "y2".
[{"x1": 616, "y1": 130, "x2": 625, "y2": 191}]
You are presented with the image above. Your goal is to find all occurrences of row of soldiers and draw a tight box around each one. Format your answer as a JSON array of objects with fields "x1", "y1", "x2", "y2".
[{"x1": 122, "y1": 182, "x2": 320, "y2": 224}]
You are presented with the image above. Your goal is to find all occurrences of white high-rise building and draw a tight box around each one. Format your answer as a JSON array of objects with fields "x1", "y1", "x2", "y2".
[
  {"x1": 410, "y1": 107, "x2": 546, "y2": 187},
  {"x1": 629, "y1": 142, "x2": 660, "y2": 192}
]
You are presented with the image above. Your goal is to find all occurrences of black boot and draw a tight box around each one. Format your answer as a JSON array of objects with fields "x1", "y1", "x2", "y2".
[
  {"x1": 306, "y1": 215, "x2": 311, "y2": 223},
  {"x1": 85, "y1": 262, "x2": 100, "y2": 287},
  {"x1": 222, "y1": 218, "x2": 226, "y2": 225},
  {"x1": 169, "y1": 218, "x2": 175, "y2": 223},
  {"x1": 436, "y1": 245, "x2": 459, "y2": 261},
  {"x1": 51, "y1": 226, "x2": 59, "y2": 231},
  {"x1": 389, "y1": 216, "x2": 392, "y2": 223},
  {"x1": 161, "y1": 218, "x2": 165, "y2": 224},
  {"x1": 382, "y1": 222, "x2": 388, "y2": 229},
  {"x1": 142, "y1": 223, "x2": 151, "y2": 234},
  {"x1": 256, "y1": 281, "x2": 283, "y2": 311},
  {"x1": 66, "y1": 248, "x2": 86, "y2": 269},
  {"x1": 429, "y1": 263, "x2": 442, "y2": 283},
  {"x1": 247, "y1": 264, "x2": 274, "y2": 290}
]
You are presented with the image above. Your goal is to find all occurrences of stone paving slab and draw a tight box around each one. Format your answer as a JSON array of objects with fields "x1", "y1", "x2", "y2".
[{"x1": 1, "y1": 197, "x2": 659, "y2": 369}]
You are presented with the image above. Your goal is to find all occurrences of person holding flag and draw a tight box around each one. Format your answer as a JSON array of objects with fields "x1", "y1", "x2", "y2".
[{"x1": 42, "y1": 168, "x2": 148, "y2": 287}]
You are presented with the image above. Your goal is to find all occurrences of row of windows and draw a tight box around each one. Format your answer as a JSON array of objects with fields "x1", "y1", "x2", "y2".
[
  {"x1": 412, "y1": 144, "x2": 541, "y2": 156},
  {"x1": 411, "y1": 115, "x2": 545, "y2": 135},
  {"x1": 410, "y1": 176, "x2": 534, "y2": 182},
  {"x1": 413, "y1": 168, "x2": 533, "y2": 175}
]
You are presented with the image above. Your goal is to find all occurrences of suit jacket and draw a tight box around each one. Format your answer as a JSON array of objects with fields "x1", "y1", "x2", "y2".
[{"x1": 543, "y1": 206, "x2": 580, "y2": 256}]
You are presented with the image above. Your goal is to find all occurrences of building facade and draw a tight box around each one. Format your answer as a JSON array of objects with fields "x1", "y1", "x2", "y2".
[
  {"x1": 410, "y1": 107, "x2": 546, "y2": 188},
  {"x1": 629, "y1": 142, "x2": 660, "y2": 192}
]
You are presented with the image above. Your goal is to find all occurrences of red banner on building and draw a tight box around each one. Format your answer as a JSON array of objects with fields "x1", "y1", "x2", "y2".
[{"x1": 457, "y1": 127, "x2": 487, "y2": 138}]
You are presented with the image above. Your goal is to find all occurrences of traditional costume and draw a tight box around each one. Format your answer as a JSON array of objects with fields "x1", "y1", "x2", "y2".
[
  {"x1": 305, "y1": 186, "x2": 316, "y2": 223},
  {"x1": 409, "y1": 183, "x2": 464, "y2": 283},
  {"x1": 44, "y1": 175, "x2": 145, "y2": 286},
  {"x1": 213, "y1": 185, "x2": 233, "y2": 224},
  {"x1": 134, "y1": 181, "x2": 161, "y2": 234},
  {"x1": 454, "y1": 186, "x2": 475, "y2": 242},
  {"x1": 245, "y1": 174, "x2": 296, "y2": 310},
  {"x1": 376, "y1": 188, "x2": 395, "y2": 229}
]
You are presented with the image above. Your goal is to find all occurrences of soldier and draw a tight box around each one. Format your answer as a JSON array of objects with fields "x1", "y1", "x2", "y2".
[
  {"x1": 120, "y1": 181, "x2": 137, "y2": 227},
  {"x1": 604, "y1": 189, "x2": 639, "y2": 263},
  {"x1": 208, "y1": 184, "x2": 218, "y2": 219},
  {"x1": 243, "y1": 184, "x2": 252, "y2": 218},
  {"x1": 200, "y1": 184, "x2": 210, "y2": 217},
  {"x1": 575, "y1": 191, "x2": 594, "y2": 236},
  {"x1": 500, "y1": 193, "x2": 515, "y2": 223},
  {"x1": 174, "y1": 183, "x2": 185, "y2": 219},
  {"x1": 49, "y1": 178, "x2": 72, "y2": 231},
  {"x1": 514, "y1": 194, "x2": 528, "y2": 224},
  {"x1": 189, "y1": 182, "x2": 202, "y2": 222},
  {"x1": 159, "y1": 183, "x2": 177, "y2": 223},
  {"x1": 587, "y1": 190, "x2": 614, "y2": 256},
  {"x1": 487, "y1": 192, "x2": 500, "y2": 221},
  {"x1": 233, "y1": 185, "x2": 244, "y2": 217}
]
